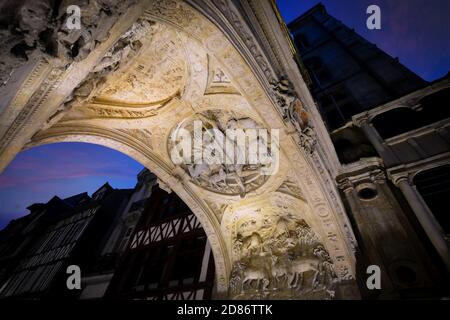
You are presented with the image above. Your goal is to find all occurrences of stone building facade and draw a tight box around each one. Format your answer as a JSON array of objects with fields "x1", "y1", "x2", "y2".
[
  {"x1": 290, "y1": 4, "x2": 450, "y2": 298},
  {"x1": 0, "y1": 0, "x2": 448, "y2": 299}
]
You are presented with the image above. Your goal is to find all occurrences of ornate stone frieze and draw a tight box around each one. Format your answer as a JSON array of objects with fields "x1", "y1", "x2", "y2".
[
  {"x1": 211, "y1": 0, "x2": 276, "y2": 83},
  {"x1": 225, "y1": 199, "x2": 337, "y2": 299},
  {"x1": 0, "y1": 66, "x2": 65, "y2": 153}
]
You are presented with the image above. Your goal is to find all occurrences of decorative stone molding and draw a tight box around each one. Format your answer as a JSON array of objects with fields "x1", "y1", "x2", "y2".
[
  {"x1": 0, "y1": 65, "x2": 65, "y2": 154},
  {"x1": 388, "y1": 171, "x2": 413, "y2": 187},
  {"x1": 270, "y1": 77, "x2": 317, "y2": 154},
  {"x1": 337, "y1": 157, "x2": 387, "y2": 188},
  {"x1": 210, "y1": 0, "x2": 276, "y2": 83},
  {"x1": 352, "y1": 112, "x2": 373, "y2": 127}
]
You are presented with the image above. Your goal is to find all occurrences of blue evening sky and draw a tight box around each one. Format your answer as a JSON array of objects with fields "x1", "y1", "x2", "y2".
[{"x1": 277, "y1": 0, "x2": 450, "y2": 81}]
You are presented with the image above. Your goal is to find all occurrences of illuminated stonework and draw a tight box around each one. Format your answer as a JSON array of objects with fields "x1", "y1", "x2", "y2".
[
  {"x1": 223, "y1": 194, "x2": 338, "y2": 299},
  {"x1": 0, "y1": 0, "x2": 358, "y2": 299},
  {"x1": 168, "y1": 110, "x2": 274, "y2": 196}
]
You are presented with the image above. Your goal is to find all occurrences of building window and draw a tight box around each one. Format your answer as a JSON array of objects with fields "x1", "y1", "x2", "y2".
[
  {"x1": 372, "y1": 88, "x2": 450, "y2": 139},
  {"x1": 414, "y1": 165, "x2": 450, "y2": 236},
  {"x1": 372, "y1": 108, "x2": 422, "y2": 139},
  {"x1": 294, "y1": 32, "x2": 310, "y2": 50},
  {"x1": 304, "y1": 56, "x2": 333, "y2": 87},
  {"x1": 317, "y1": 86, "x2": 360, "y2": 130}
]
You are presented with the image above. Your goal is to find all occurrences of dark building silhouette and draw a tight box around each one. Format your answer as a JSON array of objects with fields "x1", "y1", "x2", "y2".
[
  {"x1": 289, "y1": 4, "x2": 450, "y2": 299},
  {"x1": 78, "y1": 169, "x2": 158, "y2": 299},
  {"x1": 289, "y1": 4, "x2": 427, "y2": 132},
  {"x1": 0, "y1": 195, "x2": 83, "y2": 290},
  {"x1": 0, "y1": 184, "x2": 131, "y2": 298},
  {"x1": 0, "y1": 169, "x2": 216, "y2": 300}
]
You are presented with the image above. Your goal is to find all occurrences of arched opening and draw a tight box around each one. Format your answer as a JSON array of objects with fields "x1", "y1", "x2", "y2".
[
  {"x1": 372, "y1": 88, "x2": 450, "y2": 140},
  {"x1": 414, "y1": 164, "x2": 450, "y2": 237},
  {"x1": 419, "y1": 88, "x2": 450, "y2": 123},
  {"x1": 372, "y1": 107, "x2": 422, "y2": 139},
  {"x1": 0, "y1": 141, "x2": 218, "y2": 299}
]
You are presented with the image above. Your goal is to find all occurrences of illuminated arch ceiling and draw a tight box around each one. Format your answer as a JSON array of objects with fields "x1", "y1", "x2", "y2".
[{"x1": 0, "y1": 0, "x2": 357, "y2": 298}]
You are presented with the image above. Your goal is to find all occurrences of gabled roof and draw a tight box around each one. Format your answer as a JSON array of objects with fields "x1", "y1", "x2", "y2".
[
  {"x1": 63, "y1": 192, "x2": 90, "y2": 207},
  {"x1": 92, "y1": 182, "x2": 114, "y2": 200}
]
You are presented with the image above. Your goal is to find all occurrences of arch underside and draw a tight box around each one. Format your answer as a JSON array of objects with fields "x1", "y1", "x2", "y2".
[{"x1": 5, "y1": 0, "x2": 357, "y2": 298}]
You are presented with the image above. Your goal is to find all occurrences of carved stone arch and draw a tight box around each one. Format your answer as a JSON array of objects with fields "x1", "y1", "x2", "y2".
[
  {"x1": 24, "y1": 124, "x2": 232, "y2": 294},
  {"x1": 0, "y1": 0, "x2": 358, "y2": 299}
]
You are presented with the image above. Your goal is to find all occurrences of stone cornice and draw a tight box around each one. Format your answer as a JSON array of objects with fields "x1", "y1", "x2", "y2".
[{"x1": 336, "y1": 157, "x2": 387, "y2": 190}]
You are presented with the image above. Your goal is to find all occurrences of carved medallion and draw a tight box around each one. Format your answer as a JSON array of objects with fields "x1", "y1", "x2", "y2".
[{"x1": 168, "y1": 110, "x2": 277, "y2": 196}]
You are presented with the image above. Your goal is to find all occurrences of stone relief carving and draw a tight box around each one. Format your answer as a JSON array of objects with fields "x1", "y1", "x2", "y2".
[
  {"x1": 68, "y1": 19, "x2": 155, "y2": 106},
  {"x1": 58, "y1": 19, "x2": 187, "y2": 123},
  {"x1": 0, "y1": 0, "x2": 137, "y2": 87},
  {"x1": 204, "y1": 199, "x2": 229, "y2": 220},
  {"x1": 146, "y1": 0, "x2": 209, "y2": 34},
  {"x1": 96, "y1": 22, "x2": 185, "y2": 104},
  {"x1": 168, "y1": 110, "x2": 274, "y2": 196},
  {"x1": 276, "y1": 176, "x2": 305, "y2": 201},
  {"x1": 45, "y1": 19, "x2": 157, "y2": 126},
  {"x1": 205, "y1": 56, "x2": 240, "y2": 95},
  {"x1": 271, "y1": 77, "x2": 317, "y2": 154},
  {"x1": 228, "y1": 210, "x2": 337, "y2": 299}
]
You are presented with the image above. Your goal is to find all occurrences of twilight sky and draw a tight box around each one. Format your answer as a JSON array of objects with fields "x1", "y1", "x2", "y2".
[
  {"x1": 0, "y1": 1, "x2": 449, "y2": 229},
  {"x1": 277, "y1": 0, "x2": 450, "y2": 81},
  {"x1": 0, "y1": 143, "x2": 143, "y2": 229}
]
